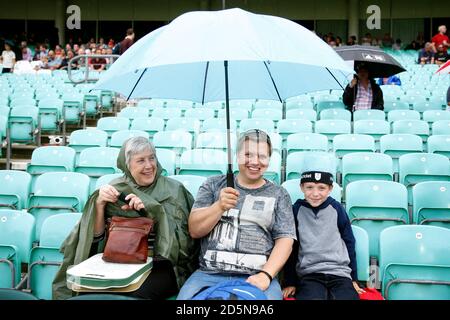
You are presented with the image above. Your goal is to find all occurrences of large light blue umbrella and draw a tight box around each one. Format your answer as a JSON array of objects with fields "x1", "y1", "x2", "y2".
[{"x1": 95, "y1": 8, "x2": 353, "y2": 186}]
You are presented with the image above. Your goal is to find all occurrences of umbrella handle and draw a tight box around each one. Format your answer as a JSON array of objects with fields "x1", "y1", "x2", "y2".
[{"x1": 226, "y1": 171, "x2": 234, "y2": 188}]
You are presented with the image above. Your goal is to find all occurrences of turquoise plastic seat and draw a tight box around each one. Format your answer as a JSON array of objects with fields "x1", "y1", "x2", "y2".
[
  {"x1": 399, "y1": 153, "x2": 450, "y2": 204},
  {"x1": 0, "y1": 289, "x2": 38, "y2": 300},
  {"x1": 10, "y1": 97, "x2": 36, "y2": 108},
  {"x1": 286, "y1": 151, "x2": 337, "y2": 180},
  {"x1": 196, "y1": 132, "x2": 237, "y2": 151},
  {"x1": 184, "y1": 108, "x2": 215, "y2": 120},
  {"x1": 83, "y1": 93, "x2": 100, "y2": 116},
  {"x1": 383, "y1": 101, "x2": 410, "y2": 113},
  {"x1": 117, "y1": 107, "x2": 149, "y2": 120},
  {"x1": 0, "y1": 210, "x2": 35, "y2": 287},
  {"x1": 95, "y1": 173, "x2": 123, "y2": 191},
  {"x1": 75, "y1": 147, "x2": 121, "y2": 193},
  {"x1": 392, "y1": 120, "x2": 429, "y2": 142},
  {"x1": 352, "y1": 225, "x2": 370, "y2": 282},
  {"x1": 155, "y1": 148, "x2": 176, "y2": 176},
  {"x1": 413, "y1": 101, "x2": 444, "y2": 113},
  {"x1": 239, "y1": 118, "x2": 275, "y2": 133},
  {"x1": 380, "y1": 134, "x2": 423, "y2": 172},
  {"x1": 179, "y1": 149, "x2": 227, "y2": 176},
  {"x1": 69, "y1": 129, "x2": 108, "y2": 163},
  {"x1": 427, "y1": 135, "x2": 450, "y2": 158},
  {"x1": 100, "y1": 90, "x2": 114, "y2": 110},
  {"x1": 166, "y1": 117, "x2": 201, "y2": 134},
  {"x1": 353, "y1": 109, "x2": 386, "y2": 121},
  {"x1": 201, "y1": 118, "x2": 237, "y2": 133},
  {"x1": 319, "y1": 108, "x2": 351, "y2": 122},
  {"x1": 277, "y1": 119, "x2": 313, "y2": 141},
  {"x1": 314, "y1": 119, "x2": 351, "y2": 143},
  {"x1": 28, "y1": 172, "x2": 90, "y2": 241},
  {"x1": 353, "y1": 120, "x2": 390, "y2": 149},
  {"x1": 281, "y1": 179, "x2": 341, "y2": 203},
  {"x1": 97, "y1": 117, "x2": 130, "y2": 138},
  {"x1": 254, "y1": 99, "x2": 282, "y2": 110},
  {"x1": 38, "y1": 98, "x2": 63, "y2": 132},
  {"x1": 432, "y1": 120, "x2": 450, "y2": 135},
  {"x1": 285, "y1": 99, "x2": 314, "y2": 110},
  {"x1": 153, "y1": 130, "x2": 192, "y2": 156},
  {"x1": 285, "y1": 109, "x2": 317, "y2": 122},
  {"x1": 203, "y1": 101, "x2": 224, "y2": 111},
  {"x1": 136, "y1": 98, "x2": 164, "y2": 110},
  {"x1": 379, "y1": 225, "x2": 450, "y2": 300},
  {"x1": 28, "y1": 213, "x2": 81, "y2": 299},
  {"x1": 346, "y1": 180, "x2": 409, "y2": 259},
  {"x1": 130, "y1": 117, "x2": 164, "y2": 137},
  {"x1": 422, "y1": 110, "x2": 450, "y2": 125},
  {"x1": 61, "y1": 93, "x2": 84, "y2": 124},
  {"x1": 164, "y1": 99, "x2": 194, "y2": 110},
  {"x1": 412, "y1": 181, "x2": 450, "y2": 228},
  {"x1": 167, "y1": 175, "x2": 207, "y2": 199},
  {"x1": 251, "y1": 108, "x2": 282, "y2": 121},
  {"x1": 109, "y1": 130, "x2": 149, "y2": 149},
  {"x1": 315, "y1": 100, "x2": 346, "y2": 113},
  {"x1": 8, "y1": 106, "x2": 39, "y2": 144},
  {"x1": 0, "y1": 170, "x2": 31, "y2": 210},
  {"x1": 151, "y1": 107, "x2": 183, "y2": 120},
  {"x1": 387, "y1": 110, "x2": 420, "y2": 122},
  {"x1": 342, "y1": 152, "x2": 393, "y2": 190},
  {"x1": 332, "y1": 134, "x2": 375, "y2": 158}
]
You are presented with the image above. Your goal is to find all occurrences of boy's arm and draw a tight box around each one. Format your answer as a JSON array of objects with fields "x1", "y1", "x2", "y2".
[
  {"x1": 283, "y1": 203, "x2": 300, "y2": 287},
  {"x1": 334, "y1": 202, "x2": 358, "y2": 281}
]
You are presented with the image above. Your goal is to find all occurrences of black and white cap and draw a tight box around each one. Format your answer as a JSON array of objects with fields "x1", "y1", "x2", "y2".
[{"x1": 300, "y1": 171, "x2": 333, "y2": 186}]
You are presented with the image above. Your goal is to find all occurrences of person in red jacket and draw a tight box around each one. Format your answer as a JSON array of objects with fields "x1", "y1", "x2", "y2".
[{"x1": 432, "y1": 25, "x2": 449, "y2": 50}]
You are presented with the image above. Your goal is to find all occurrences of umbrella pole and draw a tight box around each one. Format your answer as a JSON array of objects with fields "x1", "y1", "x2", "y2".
[{"x1": 224, "y1": 60, "x2": 234, "y2": 188}]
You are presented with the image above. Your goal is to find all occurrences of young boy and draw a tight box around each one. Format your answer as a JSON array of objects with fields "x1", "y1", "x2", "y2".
[{"x1": 282, "y1": 171, "x2": 364, "y2": 300}]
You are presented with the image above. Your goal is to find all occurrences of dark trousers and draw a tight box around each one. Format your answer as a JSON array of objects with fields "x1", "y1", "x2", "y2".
[
  {"x1": 2, "y1": 68, "x2": 12, "y2": 73},
  {"x1": 295, "y1": 273, "x2": 359, "y2": 300}
]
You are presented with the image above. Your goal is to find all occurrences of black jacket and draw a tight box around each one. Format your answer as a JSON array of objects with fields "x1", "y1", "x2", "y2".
[{"x1": 342, "y1": 79, "x2": 384, "y2": 112}]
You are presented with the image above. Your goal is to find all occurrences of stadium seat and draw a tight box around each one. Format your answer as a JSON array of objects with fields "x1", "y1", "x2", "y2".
[
  {"x1": 352, "y1": 225, "x2": 370, "y2": 282},
  {"x1": 179, "y1": 149, "x2": 227, "y2": 176},
  {"x1": 380, "y1": 134, "x2": 423, "y2": 172},
  {"x1": 0, "y1": 289, "x2": 38, "y2": 300},
  {"x1": 26, "y1": 146, "x2": 76, "y2": 183},
  {"x1": 27, "y1": 212, "x2": 81, "y2": 299},
  {"x1": 0, "y1": 170, "x2": 31, "y2": 210},
  {"x1": 130, "y1": 117, "x2": 164, "y2": 137},
  {"x1": 281, "y1": 179, "x2": 342, "y2": 203},
  {"x1": 196, "y1": 132, "x2": 237, "y2": 151},
  {"x1": 277, "y1": 119, "x2": 313, "y2": 141},
  {"x1": 109, "y1": 130, "x2": 149, "y2": 149},
  {"x1": 75, "y1": 147, "x2": 121, "y2": 193},
  {"x1": 353, "y1": 109, "x2": 385, "y2": 121},
  {"x1": 315, "y1": 100, "x2": 346, "y2": 113},
  {"x1": 254, "y1": 99, "x2": 282, "y2": 110},
  {"x1": 314, "y1": 120, "x2": 351, "y2": 144},
  {"x1": 346, "y1": 180, "x2": 409, "y2": 259},
  {"x1": 164, "y1": 99, "x2": 193, "y2": 110},
  {"x1": 412, "y1": 181, "x2": 450, "y2": 228},
  {"x1": 117, "y1": 107, "x2": 149, "y2": 120},
  {"x1": 432, "y1": 120, "x2": 450, "y2": 135},
  {"x1": 151, "y1": 107, "x2": 183, "y2": 120},
  {"x1": 68, "y1": 129, "x2": 108, "y2": 163},
  {"x1": 166, "y1": 117, "x2": 201, "y2": 134},
  {"x1": 0, "y1": 210, "x2": 35, "y2": 288},
  {"x1": 285, "y1": 109, "x2": 317, "y2": 122},
  {"x1": 398, "y1": 153, "x2": 450, "y2": 204},
  {"x1": 251, "y1": 109, "x2": 282, "y2": 121},
  {"x1": 286, "y1": 131, "x2": 329, "y2": 154},
  {"x1": 332, "y1": 134, "x2": 375, "y2": 158},
  {"x1": 167, "y1": 175, "x2": 207, "y2": 199},
  {"x1": 184, "y1": 108, "x2": 215, "y2": 120},
  {"x1": 422, "y1": 110, "x2": 450, "y2": 126},
  {"x1": 341, "y1": 152, "x2": 393, "y2": 190},
  {"x1": 319, "y1": 108, "x2": 351, "y2": 122},
  {"x1": 28, "y1": 172, "x2": 90, "y2": 241},
  {"x1": 239, "y1": 118, "x2": 275, "y2": 133},
  {"x1": 379, "y1": 225, "x2": 450, "y2": 300},
  {"x1": 201, "y1": 118, "x2": 237, "y2": 133},
  {"x1": 153, "y1": 130, "x2": 192, "y2": 156},
  {"x1": 217, "y1": 108, "x2": 249, "y2": 121},
  {"x1": 353, "y1": 120, "x2": 390, "y2": 149},
  {"x1": 8, "y1": 106, "x2": 40, "y2": 144},
  {"x1": 97, "y1": 117, "x2": 130, "y2": 138},
  {"x1": 38, "y1": 98, "x2": 63, "y2": 132},
  {"x1": 95, "y1": 173, "x2": 123, "y2": 190},
  {"x1": 285, "y1": 100, "x2": 314, "y2": 110},
  {"x1": 155, "y1": 148, "x2": 177, "y2": 176},
  {"x1": 387, "y1": 110, "x2": 420, "y2": 122},
  {"x1": 137, "y1": 98, "x2": 164, "y2": 110},
  {"x1": 286, "y1": 151, "x2": 337, "y2": 180},
  {"x1": 383, "y1": 101, "x2": 410, "y2": 113},
  {"x1": 392, "y1": 120, "x2": 429, "y2": 142},
  {"x1": 427, "y1": 134, "x2": 450, "y2": 158}
]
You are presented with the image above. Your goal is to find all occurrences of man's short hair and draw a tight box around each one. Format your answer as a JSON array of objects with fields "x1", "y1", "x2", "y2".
[{"x1": 236, "y1": 129, "x2": 272, "y2": 157}]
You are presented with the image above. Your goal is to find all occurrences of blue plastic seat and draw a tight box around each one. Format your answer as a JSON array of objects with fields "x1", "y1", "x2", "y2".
[
  {"x1": 130, "y1": 117, "x2": 165, "y2": 137},
  {"x1": 251, "y1": 108, "x2": 282, "y2": 121},
  {"x1": 117, "y1": 107, "x2": 149, "y2": 120},
  {"x1": 352, "y1": 225, "x2": 370, "y2": 282},
  {"x1": 315, "y1": 100, "x2": 346, "y2": 113},
  {"x1": 379, "y1": 225, "x2": 450, "y2": 300},
  {"x1": 422, "y1": 110, "x2": 450, "y2": 125},
  {"x1": 109, "y1": 130, "x2": 149, "y2": 149},
  {"x1": 184, "y1": 108, "x2": 215, "y2": 120},
  {"x1": 155, "y1": 148, "x2": 177, "y2": 176},
  {"x1": 153, "y1": 130, "x2": 192, "y2": 156},
  {"x1": 0, "y1": 170, "x2": 31, "y2": 210},
  {"x1": 239, "y1": 118, "x2": 275, "y2": 133},
  {"x1": 254, "y1": 99, "x2": 282, "y2": 110},
  {"x1": 281, "y1": 179, "x2": 342, "y2": 203},
  {"x1": 277, "y1": 119, "x2": 313, "y2": 141},
  {"x1": 95, "y1": 173, "x2": 123, "y2": 191},
  {"x1": 380, "y1": 134, "x2": 423, "y2": 172},
  {"x1": 285, "y1": 109, "x2": 317, "y2": 122},
  {"x1": 427, "y1": 135, "x2": 450, "y2": 158},
  {"x1": 346, "y1": 180, "x2": 409, "y2": 260},
  {"x1": 392, "y1": 120, "x2": 429, "y2": 142},
  {"x1": 412, "y1": 181, "x2": 450, "y2": 228},
  {"x1": 383, "y1": 101, "x2": 410, "y2": 113},
  {"x1": 196, "y1": 132, "x2": 237, "y2": 151},
  {"x1": 387, "y1": 110, "x2": 420, "y2": 122},
  {"x1": 38, "y1": 98, "x2": 63, "y2": 132},
  {"x1": 0, "y1": 210, "x2": 35, "y2": 288},
  {"x1": 314, "y1": 119, "x2": 351, "y2": 144},
  {"x1": 353, "y1": 120, "x2": 390, "y2": 149},
  {"x1": 432, "y1": 120, "x2": 450, "y2": 135},
  {"x1": 137, "y1": 99, "x2": 164, "y2": 110},
  {"x1": 68, "y1": 129, "x2": 108, "y2": 163},
  {"x1": 179, "y1": 149, "x2": 227, "y2": 176},
  {"x1": 8, "y1": 106, "x2": 39, "y2": 144},
  {"x1": 319, "y1": 108, "x2": 351, "y2": 122},
  {"x1": 332, "y1": 134, "x2": 375, "y2": 158},
  {"x1": 353, "y1": 109, "x2": 386, "y2": 121},
  {"x1": 27, "y1": 145, "x2": 75, "y2": 179},
  {"x1": 97, "y1": 117, "x2": 130, "y2": 138},
  {"x1": 285, "y1": 99, "x2": 314, "y2": 110},
  {"x1": 28, "y1": 172, "x2": 90, "y2": 241},
  {"x1": 167, "y1": 175, "x2": 207, "y2": 199},
  {"x1": 166, "y1": 117, "x2": 201, "y2": 134},
  {"x1": 151, "y1": 107, "x2": 183, "y2": 120},
  {"x1": 286, "y1": 151, "x2": 337, "y2": 180},
  {"x1": 201, "y1": 118, "x2": 237, "y2": 133}
]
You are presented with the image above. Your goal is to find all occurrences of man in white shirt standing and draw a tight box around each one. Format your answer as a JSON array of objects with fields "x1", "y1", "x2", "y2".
[{"x1": 0, "y1": 41, "x2": 16, "y2": 73}]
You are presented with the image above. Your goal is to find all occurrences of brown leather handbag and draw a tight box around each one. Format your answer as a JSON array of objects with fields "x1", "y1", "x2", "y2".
[{"x1": 102, "y1": 216, "x2": 154, "y2": 264}]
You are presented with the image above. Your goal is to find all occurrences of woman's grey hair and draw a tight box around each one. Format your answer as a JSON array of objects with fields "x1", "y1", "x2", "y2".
[{"x1": 124, "y1": 136, "x2": 156, "y2": 169}]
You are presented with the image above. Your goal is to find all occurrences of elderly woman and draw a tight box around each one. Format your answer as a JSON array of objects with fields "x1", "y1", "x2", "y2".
[{"x1": 53, "y1": 137, "x2": 198, "y2": 299}]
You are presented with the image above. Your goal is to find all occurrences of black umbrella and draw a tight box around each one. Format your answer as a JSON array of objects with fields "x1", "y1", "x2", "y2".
[{"x1": 335, "y1": 45, "x2": 405, "y2": 78}]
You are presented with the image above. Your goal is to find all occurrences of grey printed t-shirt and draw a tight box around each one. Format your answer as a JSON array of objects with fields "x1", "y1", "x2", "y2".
[{"x1": 192, "y1": 175, "x2": 297, "y2": 274}]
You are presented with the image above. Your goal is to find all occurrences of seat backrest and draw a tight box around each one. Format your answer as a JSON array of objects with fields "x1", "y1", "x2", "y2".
[
  {"x1": 251, "y1": 108, "x2": 282, "y2": 121},
  {"x1": 387, "y1": 110, "x2": 420, "y2": 122},
  {"x1": 151, "y1": 107, "x2": 182, "y2": 119},
  {"x1": 239, "y1": 118, "x2": 275, "y2": 133},
  {"x1": 285, "y1": 98, "x2": 314, "y2": 110},
  {"x1": 184, "y1": 108, "x2": 215, "y2": 120},
  {"x1": 137, "y1": 98, "x2": 164, "y2": 109},
  {"x1": 152, "y1": 130, "x2": 192, "y2": 152},
  {"x1": 117, "y1": 106, "x2": 149, "y2": 119},
  {"x1": 316, "y1": 100, "x2": 346, "y2": 113},
  {"x1": 412, "y1": 181, "x2": 450, "y2": 226},
  {"x1": 97, "y1": 117, "x2": 130, "y2": 134},
  {"x1": 155, "y1": 148, "x2": 176, "y2": 176},
  {"x1": 28, "y1": 146, "x2": 76, "y2": 172},
  {"x1": 130, "y1": 117, "x2": 164, "y2": 133},
  {"x1": 254, "y1": 99, "x2": 282, "y2": 110},
  {"x1": 392, "y1": 120, "x2": 429, "y2": 138},
  {"x1": 315, "y1": 120, "x2": 351, "y2": 139},
  {"x1": 432, "y1": 120, "x2": 450, "y2": 135},
  {"x1": 423, "y1": 110, "x2": 450, "y2": 124},
  {"x1": 277, "y1": 119, "x2": 313, "y2": 135},
  {"x1": 69, "y1": 129, "x2": 108, "y2": 148},
  {"x1": 109, "y1": 130, "x2": 149, "y2": 148},
  {"x1": 383, "y1": 101, "x2": 410, "y2": 113},
  {"x1": 167, "y1": 175, "x2": 207, "y2": 199},
  {"x1": 196, "y1": 132, "x2": 237, "y2": 150},
  {"x1": 179, "y1": 149, "x2": 227, "y2": 176},
  {"x1": 380, "y1": 134, "x2": 423, "y2": 156},
  {"x1": 319, "y1": 108, "x2": 351, "y2": 122},
  {"x1": 285, "y1": 109, "x2": 317, "y2": 121},
  {"x1": 78, "y1": 147, "x2": 120, "y2": 168},
  {"x1": 353, "y1": 120, "x2": 390, "y2": 137},
  {"x1": 352, "y1": 225, "x2": 370, "y2": 282},
  {"x1": 165, "y1": 117, "x2": 201, "y2": 133},
  {"x1": 286, "y1": 133, "x2": 329, "y2": 153},
  {"x1": 342, "y1": 152, "x2": 393, "y2": 188},
  {"x1": 398, "y1": 152, "x2": 450, "y2": 186},
  {"x1": 95, "y1": 173, "x2": 124, "y2": 191},
  {"x1": 353, "y1": 109, "x2": 386, "y2": 121},
  {"x1": 332, "y1": 134, "x2": 375, "y2": 156},
  {"x1": 202, "y1": 118, "x2": 237, "y2": 132},
  {"x1": 0, "y1": 210, "x2": 35, "y2": 263},
  {"x1": 0, "y1": 170, "x2": 31, "y2": 210},
  {"x1": 39, "y1": 212, "x2": 82, "y2": 248},
  {"x1": 427, "y1": 135, "x2": 450, "y2": 156},
  {"x1": 286, "y1": 151, "x2": 337, "y2": 180}
]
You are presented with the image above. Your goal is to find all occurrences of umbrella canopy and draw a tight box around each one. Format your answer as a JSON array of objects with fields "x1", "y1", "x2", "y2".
[
  {"x1": 335, "y1": 45, "x2": 405, "y2": 78},
  {"x1": 94, "y1": 8, "x2": 354, "y2": 186},
  {"x1": 436, "y1": 60, "x2": 450, "y2": 74}
]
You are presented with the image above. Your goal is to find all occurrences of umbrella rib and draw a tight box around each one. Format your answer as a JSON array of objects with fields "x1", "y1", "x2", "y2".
[
  {"x1": 201, "y1": 62, "x2": 210, "y2": 105},
  {"x1": 325, "y1": 67, "x2": 345, "y2": 90},
  {"x1": 127, "y1": 68, "x2": 148, "y2": 101},
  {"x1": 263, "y1": 61, "x2": 282, "y2": 103}
]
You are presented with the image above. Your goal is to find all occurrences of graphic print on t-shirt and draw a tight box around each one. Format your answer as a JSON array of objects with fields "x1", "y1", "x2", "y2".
[{"x1": 203, "y1": 195, "x2": 275, "y2": 272}]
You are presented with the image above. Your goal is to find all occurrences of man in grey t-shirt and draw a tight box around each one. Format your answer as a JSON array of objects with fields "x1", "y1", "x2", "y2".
[{"x1": 177, "y1": 130, "x2": 296, "y2": 300}]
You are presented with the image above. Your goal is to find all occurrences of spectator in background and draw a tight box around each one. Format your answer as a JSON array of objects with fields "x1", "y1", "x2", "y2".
[
  {"x1": 405, "y1": 40, "x2": 420, "y2": 51},
  {"x1": 418, "y1": 42, "x2": 435, "y2": 64},
  {"x1": 377, "y1": 75, "x2": 401, "y2": 86},
  {"x1": 90, "y1": 48, "x2": 107, "y2": 71},
  {"x1": 20, "y1": 41, "x2": 32, "y2": 61},
  {"x1": 431, "y1": 25, "x2": 449, "y2": 50},
  {"x1": 0, "y1": 41, "x2": 16, "y2": 73},
  {"x1": 392, "y1": 39, "x2": 402, "y2": 51},
  {"x1": 435, "y1": 44, "x2": 449, "y2": 65},
  {"x1": 119, "y1": 28, "x2": 135, "y2": 54},
  {"x1": 347, "y1": 35, "x2": 357, "y2": 46},
  {"x1": 33, "y1": 44, "x2": 48, "y2": 61},
  {"x1": 335, "y1": 36, "x2": 343, "y2": 47},
  {"x1": 361, "y1": 33, "x2": 372, "y2": 46},
  {"x1": 416, "y1": 32, "x2": 425, "y2": 48},
  {"x1": 381, "y1": 33, "x2": 393, "y2": 48}
]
